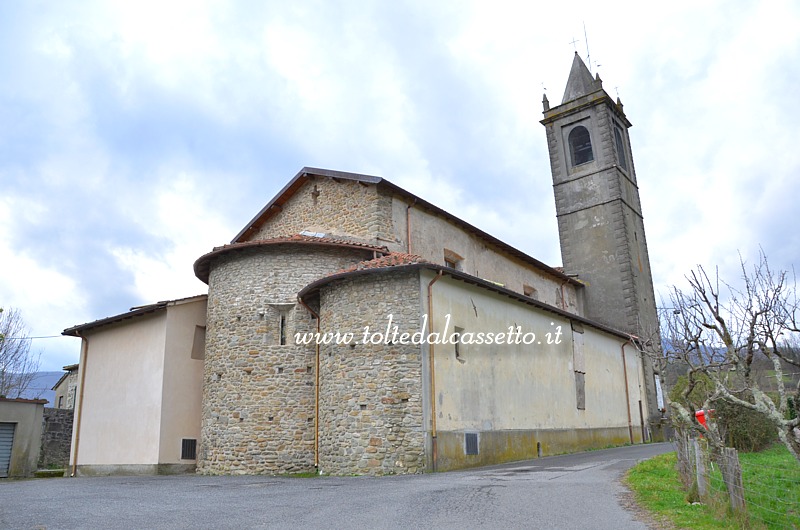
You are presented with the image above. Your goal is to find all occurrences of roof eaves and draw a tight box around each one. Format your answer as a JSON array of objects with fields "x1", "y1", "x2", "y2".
[
  {"x1": 62, "y1": 301, "x2": 169, "y2": 337},
  {"x1": 193, "y1": 236, "x2": 388, "y2": 284},
  {"x1": 298, "y1": 263, "x2": 627, "y2": 340}
]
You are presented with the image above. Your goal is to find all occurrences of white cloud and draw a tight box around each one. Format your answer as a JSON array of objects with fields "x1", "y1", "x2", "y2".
[
  {"x1": 110, "y1": 169, "x2": 235, "y2": 302},
  {"x1": 0, "y1": 198, "x2": 88, "y2": 367},
  {"x1": 3, "y1": 0, "x2": 799, "y2": 369}
]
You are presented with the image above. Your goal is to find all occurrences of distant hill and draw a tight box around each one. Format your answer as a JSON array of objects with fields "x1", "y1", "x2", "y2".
[{"x1": 14, "y1": 371, "x2": 62, "y2": 406}]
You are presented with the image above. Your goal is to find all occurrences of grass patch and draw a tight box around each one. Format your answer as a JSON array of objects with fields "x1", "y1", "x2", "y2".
[
  {"x1": 625, "y1": 452, "x2": 738, "y2": 529},
  {"x1": 33, "y1": 469, "x2": 66, "y2": 478},
  {"x1": 735, "y1": 445, "x2": 800, "y2": 528},
  {"x1": 625, "y1": 446, "x2": 800, "y2": 529}
]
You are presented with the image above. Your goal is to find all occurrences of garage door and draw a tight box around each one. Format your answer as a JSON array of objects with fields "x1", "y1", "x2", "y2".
[{"x1": 0, "y1": 423, "x2": 15, "y2": 478}]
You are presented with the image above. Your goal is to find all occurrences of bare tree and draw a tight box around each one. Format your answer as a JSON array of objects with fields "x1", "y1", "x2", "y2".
[
  {"x1": 0, "y1": 307, "x2": 41, "y2": 399},
  {"x1": 656, "y1": 251, "x2": 800, "y2": 462}
]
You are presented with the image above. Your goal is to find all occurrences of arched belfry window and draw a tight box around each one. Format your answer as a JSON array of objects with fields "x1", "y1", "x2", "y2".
[
  {"x1": 568, "y1": 126, "x2": 594, "y2": 167},
  {"x1": 614, "y1": 125, "x2": 628, "y2": 170}
]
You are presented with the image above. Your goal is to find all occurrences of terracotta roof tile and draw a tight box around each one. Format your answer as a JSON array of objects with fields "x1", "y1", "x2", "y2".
[
  {"x1": 211, "y1": 234, "x2": 388, "y2": 253},
  {"x1": 333, "y1": 252, "x2": 430, "y2": 275},
  {"x1": 194, "y1": 234, "x2": 389, "y2": 284}
]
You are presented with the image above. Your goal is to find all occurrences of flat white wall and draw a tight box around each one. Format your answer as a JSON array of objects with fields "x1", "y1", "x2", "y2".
[{"x1": 424, "y1": 271, "x2": 645, "y2": 435}]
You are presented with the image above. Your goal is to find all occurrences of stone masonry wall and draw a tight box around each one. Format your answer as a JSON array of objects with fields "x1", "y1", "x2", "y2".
[
  {"x1": 198, "y1": 244, "x2": 375, "y2": 475},
  {"x1": 38, "y1": 408, "x2": 73, "y2": 469},
  {"x1": 318, "y1": 270, "x2": 425, "y2": 475},
  {"x1": 249, "y1": 177, "x2": 394, "y2": 245}
]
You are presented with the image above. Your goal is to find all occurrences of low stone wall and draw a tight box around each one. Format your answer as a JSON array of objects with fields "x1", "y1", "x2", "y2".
[{"x1": 39, "y1": 408, "x2": 73, "y2": 469}]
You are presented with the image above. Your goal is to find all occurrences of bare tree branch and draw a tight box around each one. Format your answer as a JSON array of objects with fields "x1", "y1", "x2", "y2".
[
  {"x1": 645, "y1": 251, "x2": 800, "y2": 462},
  {"x1": 0, "y1": 307, "x2": 42, "y2": 399}
]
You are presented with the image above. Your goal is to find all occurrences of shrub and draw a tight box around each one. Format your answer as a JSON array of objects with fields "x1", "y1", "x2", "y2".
[{"x1": 714, "y1": 399, "x2": 777, "y2": 452}]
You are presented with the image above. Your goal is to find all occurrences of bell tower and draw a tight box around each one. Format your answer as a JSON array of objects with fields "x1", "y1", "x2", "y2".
[{"x1": 541, "y1": 53, "x2": 663, "y2": 434}]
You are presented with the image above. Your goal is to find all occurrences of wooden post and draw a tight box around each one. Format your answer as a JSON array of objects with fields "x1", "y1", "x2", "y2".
[
  {"x1": 692, "y1": 439, "x2": 709, "y2": 498},
  {"x1": 675, "y1": 433, "x2": 693, "y2": 489},
  {"x1": 720, "y1": 447, "x2": 747, "y2": 513}
]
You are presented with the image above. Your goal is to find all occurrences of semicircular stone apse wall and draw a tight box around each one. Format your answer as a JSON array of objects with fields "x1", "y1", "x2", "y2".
[{"x1": 198, "y1": 244, "x2": 374, "y2": 474}]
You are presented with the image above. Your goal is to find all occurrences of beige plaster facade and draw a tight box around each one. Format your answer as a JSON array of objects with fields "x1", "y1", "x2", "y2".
[
  {"x1": 422, "y1": 270, "x2": 648, "y2": 470},
  {"x1": 64, "y1": 296, "x2": 206, "y2": 476}
]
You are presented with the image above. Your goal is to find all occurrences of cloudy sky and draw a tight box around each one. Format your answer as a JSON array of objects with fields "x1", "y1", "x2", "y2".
[{"x1": 2, "y1": 1, "x2": 798, "y2": 371}]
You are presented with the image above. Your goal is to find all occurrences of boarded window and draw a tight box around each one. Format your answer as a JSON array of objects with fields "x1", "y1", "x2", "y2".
[
  {"x1": 568, "y1": 126, "x2": 594, "y2": 166},
  {"x1": 572, "y1": 322, "x2": 585, "y2": 373},
  {"x1": 465, "y1": 432, "x2": 479, "y2": 455},
  {"x1": 575, "y1": 372, "x2": 586, "y2": 410},
  {"x1": 191, "y1": 326, "x2": 206, "y2": 360},
  {"x1": 181, "y1": 438, "x2": 197, "y2": 460}
]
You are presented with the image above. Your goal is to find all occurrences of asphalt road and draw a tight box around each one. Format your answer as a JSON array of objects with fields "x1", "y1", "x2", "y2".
[{"x1": 0, "y1": 443, "x2": 672, "y2": 529}]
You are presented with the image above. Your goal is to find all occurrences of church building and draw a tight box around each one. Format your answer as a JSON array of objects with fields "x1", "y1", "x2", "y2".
[{"x1": 64, "y1": 54, "x2": 665, "y2": 476}]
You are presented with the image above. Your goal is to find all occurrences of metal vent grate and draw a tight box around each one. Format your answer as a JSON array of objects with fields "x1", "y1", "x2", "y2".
[
  {"x1": 181, "y1": 438, "x2": 197, "y2": 460},
  {"x1": 465, "y1": 432, "x2": 479, "y2": 456}
]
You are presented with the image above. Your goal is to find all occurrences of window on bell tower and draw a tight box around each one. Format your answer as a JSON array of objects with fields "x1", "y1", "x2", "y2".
[
  {"x1": 614, "y1": 125, "x2": 628, "y2": 170},
  {"x1": 568, "y1": 126, "x2": 594, "y2": 166}
]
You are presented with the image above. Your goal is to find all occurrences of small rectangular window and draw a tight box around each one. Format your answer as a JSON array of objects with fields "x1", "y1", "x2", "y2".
[
  {"x1": 443, "y1": 249, "x2": 464, "y2": 271},
  {"x1": 191, "y1": 326, "x2": 206, "y2": 360},
  {"x1": 279, "y1": 315, "x2": 286, "y2": 346},
  {"x1": 181, "y1": 438, "x2": 197, "y2": 460},
  {"x1": 465, "y1": 432, "x2": 479, "y2": 455},
  {"x1": 454, "y1": 326, "x2": 465, "y2": 363}
]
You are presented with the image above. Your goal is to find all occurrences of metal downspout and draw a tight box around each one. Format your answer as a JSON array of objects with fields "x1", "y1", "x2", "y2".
[
  {"x1": 71, "y1": 334, "x2": 89, "y2": 477},
  {"x1": 620, "y1": 338, "x2": 635, "y2": 444},
  {"x1": 299, "y1": 297, "x2": 321, "y2": 469},
  {"x1": 427, "y1": 270, "x2": 443, "y2": 470}
]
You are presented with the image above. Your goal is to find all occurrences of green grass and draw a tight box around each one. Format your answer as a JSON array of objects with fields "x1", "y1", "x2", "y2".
[
  {"x1": 625, "y1": 452, "x2": 739, "y2": 529},
  {"x1": 625, "y1": 445, "x2": 800, "y2": 529},
  {"x1": 735, "y1": 445, "x2": 800, "y2": 528}
]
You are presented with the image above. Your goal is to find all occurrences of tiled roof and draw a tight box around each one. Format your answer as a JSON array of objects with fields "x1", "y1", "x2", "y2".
[
  {"x1": 210, "y1": 234, "x2": 388, "y2": 253},
  {"x1": 194, "y1": 234, "x2": 389, "y2": 284},
  {"x1": 63, "y1": 295, "x2": 207, "y2": 337},
  {"x1": 334, "y1": 252, "x2": 430, "y2": 275}
]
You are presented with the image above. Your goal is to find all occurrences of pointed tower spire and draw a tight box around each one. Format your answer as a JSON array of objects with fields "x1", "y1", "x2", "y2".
[{"x1": 561, "y1": 52, "x2": 598, "y2": 104}]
